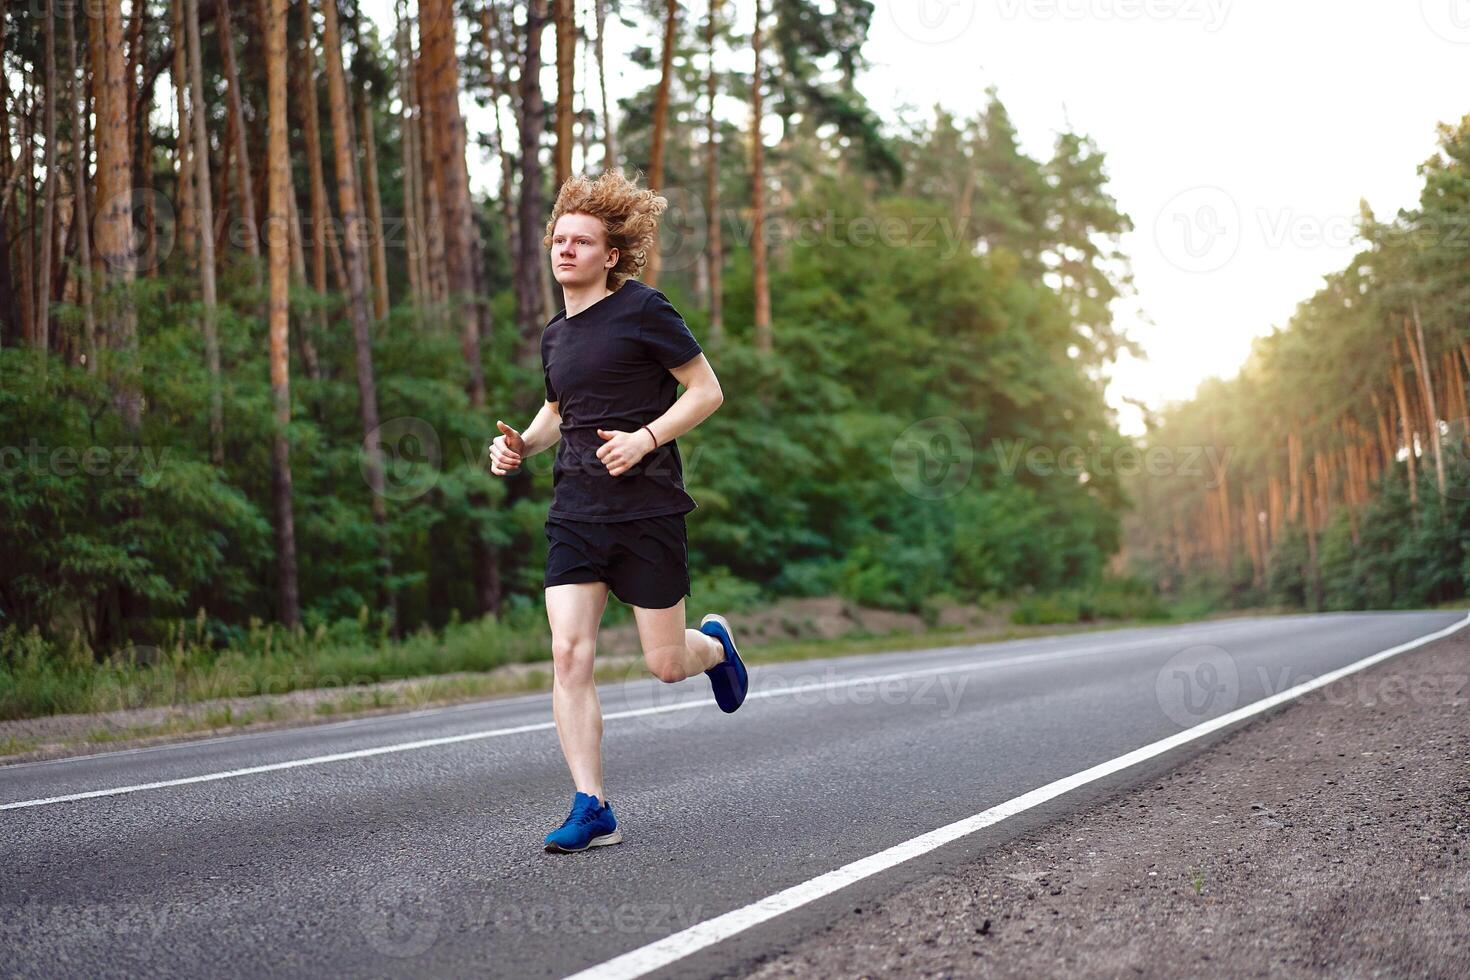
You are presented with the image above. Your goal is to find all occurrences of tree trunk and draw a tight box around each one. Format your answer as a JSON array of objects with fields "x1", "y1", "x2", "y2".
[
  {"x1": 0, "y1": 1, "x2": 8, "y2": 342},
  {"x1": 0, "y1": 117, "x2": 18, "y2": 345},
  {"x1": 1286, "y1": 429, "x2": 1301, "y2": 522},
  {"x1": 1267, "y1": 471, "x2": 1282, "y2": 551},
  {"x1": 595, "y1": 0, "x2": 616, "y2": 169},
  {"x1": 516, "y1": 0, "x2": 550, "y2": 361},
  {"x1": 138, "y1": 97, "x2": 158, "y2": 276},
  {"x1": 37, "y1": 0, "x2": 58, "y2": 363},
  {"x1": 18, "y1": 95, "x2": 35, "y2": 349},
  {"x1": 65, "y1": 0, "x2": 97, "y2": 371},
  {"x1": 296, "y1": 0, "x2": 345, "y2": 365},
  {"x1": 284, "y1": 182, "x2": 322, "y2": 387},
  {"x1": 321, "y1": 0, "x2": 399, "y2": 633},
  {"x1": 1406, "y1": 306, "x2": 1446, "y2": 499},
  {"x1": 1370, "y1": 389, "x2": 1393, "y2": 480},
  {"x1": 394, "y1": 4, "x2": 425, "y2": 310},
  {"x1": 1390, "y1": 337, "x2": 1418, "y2": 510},
  {"x1": 170, "y1": 0, "x2": 197, "y2": 272},
  {"x1": 420, "y1": 0, "x2": 498, "y2": 615},
  {"x1": 1445, "y1": 348, "x2": 1466, "y2": 427},
  {"x1": 577, "y1": 16, "x2": 590, "y2": 173},
  {"x1": 553, "y1": 0, "x2": 574, "y2": 187},
  {"x1": 1, "y1": 208, "x2": 16, "y2": 351},
  {"x1": 704, "y1": 0, "x2": 722, "y2": 344},
  {"x1": 358, "y1": 94, "x2": 390, "y2": 319},
  {"x1": 139, "y1": 69, "x2": 159, "y2": 278},
  {"x1": 265, "y1": 0, "x2": 300, "y2": 627},
  {"x1": 126, "y1": 0, "x2": 157, "y2": 277},
  {"x1": 93, "y1": 0, "x2": 141, "y2": 430},
  {"x1": 1303, "y1": 461, "x2": 1320, "y2": 607},
  {"x1": 1242, "y1": 486, "x2": 1262, "y2": 587},
  {"x1": 217, "y1": 0, "x2": 263, "y2": 279},
  {"x1": 481, "y1": 0, "x2": 519, "y2": 280},
  {"x1": 413, "y1": 40, "x2": 448, "y2": 306},
  {"x1": 1214, "y1": 467, "x2": 1231, "y2": 574},
  {"x1": 184, "y1": 0, "x2": 224, "y2": 464},
  {"x1": 643, "y1": 0, "x2": 678, "y2": 287},
  {"x1": 214, "y1": 103, "x2": 234, "y2": 259},
  {"x1": 247, "y1": 0, "x2": 274, "y2": 249},
  {"x1": 419, "y1": 0, "x2": 487, "y2": 404},
  {"x1": 956, "y1": 136, "x2": 976, "y2": 246},
  {"x1": 750, "y1": 0, "x2": 771, "y2": 353}
]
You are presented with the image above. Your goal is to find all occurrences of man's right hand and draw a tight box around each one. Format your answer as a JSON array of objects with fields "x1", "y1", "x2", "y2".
[{"x1": 488, "y1": 419, "x2": 526, "y2": 476}]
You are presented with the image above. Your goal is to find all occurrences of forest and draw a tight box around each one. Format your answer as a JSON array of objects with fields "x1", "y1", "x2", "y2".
[
  {"x1": 1121, "y1": 115, "x2": 1470, "y2": 613},
  {"x1": 0, "y1": 0, "x2": 1144, "y2": 682},
  {"x1": 6, "y1": 0, "x2": 1461, "y2": 719}
]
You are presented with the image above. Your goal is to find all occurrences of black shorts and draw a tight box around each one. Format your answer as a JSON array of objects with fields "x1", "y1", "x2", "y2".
[{"x1": 543, "y1": 512, "x2": 692, "y2": 609}]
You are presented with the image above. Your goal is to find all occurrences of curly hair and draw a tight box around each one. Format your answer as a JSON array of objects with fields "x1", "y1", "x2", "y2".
[{"x1": 543, "y1": 168, "x2": 668, "y2": 291}]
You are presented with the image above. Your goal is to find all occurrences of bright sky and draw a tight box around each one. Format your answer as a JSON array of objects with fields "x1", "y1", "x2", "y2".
[
  {"x1": 863, "y1": 0, "x2": 1469, "y2": 434},
  {"x1": 365, "y1": 0, "x2": 1470, "y2": 436}
]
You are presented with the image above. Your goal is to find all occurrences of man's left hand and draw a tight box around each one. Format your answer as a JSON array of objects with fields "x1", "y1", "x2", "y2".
[{"x1": 595, "y1": 428, "x2": 656, "y2": 477}]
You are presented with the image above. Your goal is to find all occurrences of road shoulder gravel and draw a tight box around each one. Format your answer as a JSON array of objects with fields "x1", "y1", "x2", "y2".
[{"x1": 745, "y1": 622, "x2": 1470, "y2": 978}]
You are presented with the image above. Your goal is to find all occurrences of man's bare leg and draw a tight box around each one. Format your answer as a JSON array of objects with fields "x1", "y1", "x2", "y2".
[
  {"x1": 546, "y1": 581, "x2": 611, "y2": 799},
  {"x1": 632, "y1": 597, "x2": 725, "y2": 683}
]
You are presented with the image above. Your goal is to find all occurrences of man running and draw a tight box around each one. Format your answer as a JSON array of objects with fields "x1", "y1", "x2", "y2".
[{"x1": 488, "y1": 168, "x2": 748, "y2": 853}]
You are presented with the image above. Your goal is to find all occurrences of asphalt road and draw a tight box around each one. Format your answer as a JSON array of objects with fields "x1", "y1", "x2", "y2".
[{"x1": 2, "y1": 610, "x2": 1462, "y2": 979}]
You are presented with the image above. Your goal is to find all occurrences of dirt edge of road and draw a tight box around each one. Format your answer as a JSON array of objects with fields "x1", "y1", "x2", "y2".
[{"x1": 743, "y1": 621, "x2": 1470, "y2": 979}]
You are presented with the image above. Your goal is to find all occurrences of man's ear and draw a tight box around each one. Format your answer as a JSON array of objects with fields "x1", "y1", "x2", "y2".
[{"x1": 606, "y1": 248, "x2": 619, "y2": 269}]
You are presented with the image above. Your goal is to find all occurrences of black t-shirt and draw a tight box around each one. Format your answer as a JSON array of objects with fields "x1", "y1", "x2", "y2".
[{"x1": 540, "y1": 279, "x2": 704, "y2": 522}]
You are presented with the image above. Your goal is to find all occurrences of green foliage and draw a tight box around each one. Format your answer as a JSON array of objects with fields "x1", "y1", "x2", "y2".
[
  {"x1": 1315, "y1": 459, "x2": 1470, "y2": 611},
  {"x1": 1010, "y1": 576, "x2": 1170, "y2": 625},
  {"x1": 4, "y1": 83, "x2": 1145, "y2": 708},
  {"x1": 687, "y1": 565, "x2": 765, "y2": 614},
  {"x1": 0, "y1": 602, "x2": 552, "y2": 721}
]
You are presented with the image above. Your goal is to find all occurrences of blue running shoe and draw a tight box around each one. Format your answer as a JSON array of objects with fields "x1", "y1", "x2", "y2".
[
  {"x1": 543, "y1": 791, "x2": 622, "y2": 853},
  {"x1": 699, "y1": 613, "x2": 748, "y2": 713}
]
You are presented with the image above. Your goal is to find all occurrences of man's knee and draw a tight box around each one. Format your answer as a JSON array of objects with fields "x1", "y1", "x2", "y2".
[
  {"x1": 646, "y1": 659, "x2": 686, "y2": 684},
  {"x1": 552, "y1": 636, "x2": 596, "y2": 685},
  {"x1": 643, "y1": 647, "x2": 688, "y2": 684}
]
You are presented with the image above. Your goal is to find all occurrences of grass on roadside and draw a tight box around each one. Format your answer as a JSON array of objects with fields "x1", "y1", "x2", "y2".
[
  {"x1": 0, "y1": 604, "x2": 555, "y2": 722},
  {"x1": 0, "y1": 580, "x2": 1256, "y2": 735}
]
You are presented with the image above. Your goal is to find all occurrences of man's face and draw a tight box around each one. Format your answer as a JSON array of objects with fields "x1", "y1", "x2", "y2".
[{"x1": 551, "y1": 213, "x2": 617, "y2": 289}]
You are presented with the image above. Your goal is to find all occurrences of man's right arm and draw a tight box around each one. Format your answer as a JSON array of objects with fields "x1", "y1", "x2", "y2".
[{"x1": 518, "y1": 400, "x2": 562, "y2": 456}]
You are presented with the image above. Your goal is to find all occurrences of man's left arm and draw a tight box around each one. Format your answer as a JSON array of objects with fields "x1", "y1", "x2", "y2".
[
  {"x1": 594, "y1": 353, "x2": 724, "y2": 475},
  {"x1": 641, "y1": 353, "x2": 723, "y2": 447}
]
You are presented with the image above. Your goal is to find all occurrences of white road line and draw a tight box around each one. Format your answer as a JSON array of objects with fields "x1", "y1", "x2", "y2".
[
  {"x1": 0, "y1": 635, "x2": 1176, "y2": 811},
  {"x1": 562, "y1": 611, "x2": 1470, "y2": 980},
  {"x1": 0, "y1": 689, "x2": 563, "y2": 772},
  {"x1": 0, "y1": 613, "x2": 1431, "y2": 812}
]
